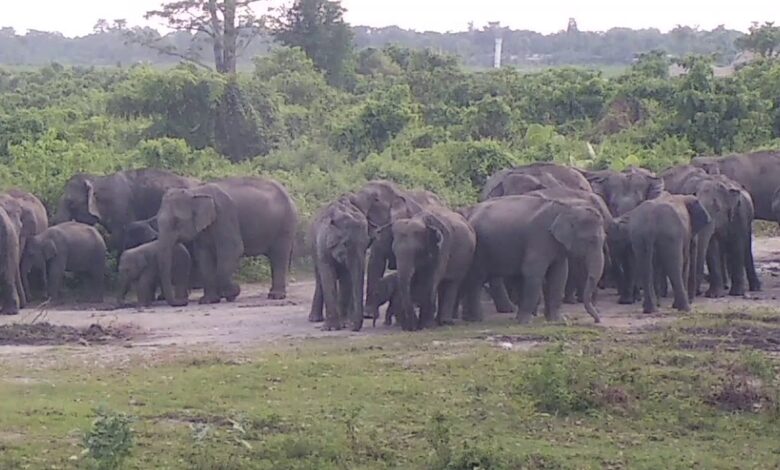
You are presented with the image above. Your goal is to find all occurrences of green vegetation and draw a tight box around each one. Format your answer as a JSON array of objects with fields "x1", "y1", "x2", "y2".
[{"x1": 1, "y1": 310, "x2": 779, "y2": 468}]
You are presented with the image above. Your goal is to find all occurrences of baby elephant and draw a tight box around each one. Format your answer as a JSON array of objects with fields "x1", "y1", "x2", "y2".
[
  {"x1": 117, "y1": 241, "x2": 191, "y2": 307},
  {"x1": 370, "y1": 272, "x2": 431, "y2": 327},
  {"x1": 21, "y1": 221, "x2": 106, "y2": 302}
]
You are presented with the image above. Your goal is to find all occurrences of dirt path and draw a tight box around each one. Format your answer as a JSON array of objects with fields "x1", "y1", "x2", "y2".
[{"x1": 3, "y1": 238, "x2": 780, "y2": 365}]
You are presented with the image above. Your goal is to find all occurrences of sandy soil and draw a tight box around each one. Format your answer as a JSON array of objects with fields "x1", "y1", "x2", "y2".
[{"x1": 2, "y1": 237, "x2": 780, "y2": 365}]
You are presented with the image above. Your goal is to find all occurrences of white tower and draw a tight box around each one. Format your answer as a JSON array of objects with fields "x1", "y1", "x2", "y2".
[{"x1": 494, "y1": 37, "x2": 503, "y2": 68}]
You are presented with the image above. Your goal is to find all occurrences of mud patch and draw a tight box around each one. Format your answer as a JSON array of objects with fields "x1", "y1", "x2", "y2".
[
  {"x1": 0, "y1": 322, "x2": 137, "y2": 346},
  {"x1": 679, "y1": 324, "x2": 780, "y2": 352}
]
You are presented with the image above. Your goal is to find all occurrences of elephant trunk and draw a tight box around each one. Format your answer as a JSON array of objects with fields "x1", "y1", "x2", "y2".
[
  {"x1": 364, "y1": 235, "x2": 390, "y2": 318},
  {"x1": 395, "y1": 253, "x2": 417, "y2": 331},
  {"x1": 349, "y1": 255, "x2": 365, "y2": 332},
  {"x1": 50, "y1": 199, "x2": 70, "y2": 226},
  {"x1": 158, "y1": 233, "x2": 188, "y2": 307},
  {"x1": 582, "y1": 248, "x2": 605, "y2": 323}
]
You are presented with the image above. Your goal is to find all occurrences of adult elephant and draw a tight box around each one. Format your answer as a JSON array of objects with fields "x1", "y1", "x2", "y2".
[
  {"x1": 0, "y1": 205, "x2": 24, "y2": 314},
  {"x1": 51, "y1": 169, "x2": 199, "y2": 252},
  {"x1": 692, "y1": 151, "x2": 780, "y2": 221},
  {"x1": 308, "y1": 194, "x2": 370, "y2": 331},
  {"x1": 481, "y1": 162, "x2": 592, "y2": 200},
  {"x1": 581, "y1": 166, "x2": 664, "y2": 217},
  {"x1": 661, "y1": 165, "x2": 757, "y2": 297},
  {"x1": 462, "y1": 196, "x2": 606, "y2": 324},
  {"x1": 525, "y1": 187, "x2": 613, "y2": 304},
  {"x1": 351, "y1": 181, "x2": 440, "y2": 319},
  {"x1": 609, "y1": 194, "x2": 710, "y2": 314},
  {"x1": 2, "y1": 190, "x2": 47, "y2": 301},
  {"x1": 156, "y1": 177, "x2": 298, "y2": 306},
  {"x1": 388, "y1": 201, "x2": 476, "y2": 330}
]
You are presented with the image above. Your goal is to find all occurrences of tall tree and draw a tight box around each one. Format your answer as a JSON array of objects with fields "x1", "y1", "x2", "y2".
[
  {"x1": 736, "y1": 21, "x2": 780, "y2": 58},
  {"x1": 271, "y1": 0, "x2": 353, "y2": 85},
  {"x1": 134, "y1": 0, "x2": 264, "y2": 74}
]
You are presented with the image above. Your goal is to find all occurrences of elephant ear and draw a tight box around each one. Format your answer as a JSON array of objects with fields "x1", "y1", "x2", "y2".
[
  {"x1": 148, "y1": 216, "x2": 159, "y2": 232},
  {"x1": 646, "y1": 175, "x2": 665, "y2": 200},
  {"x1": 583, "y1": 171, "x2": 609, "y2": 198},
  {"x1": 192, "y1": 194, "x2": 217, "y2": 232},
  {"x1": 684, "y1": 197, "x2": 712, "y2": 235},
  {"x1": 42, "y1": 238, "x2": 57, "y2": 260},
  {"x1": 391, "y1": 195, "x2": 418, "y2": 220},
  {"x1": 423, "y1": 212, "x2": 450, "y2": 252},
  {"x1": 84, "y1": 180, "x2": 101, "y2": 220},
  {"x1": 550, "y1": 212, "x2": 575, "y2": 251},
  {"x1": 484, "y1": 181, "x2": 505, "y2": 199}
]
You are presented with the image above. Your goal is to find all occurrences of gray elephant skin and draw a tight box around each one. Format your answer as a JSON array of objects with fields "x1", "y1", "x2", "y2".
[
  {"x1": 481, "y1": 162, "x2": 592, "y2": 200},
  {"x1": 2, "y1": 190, "x2": 48, "y2": 301},
  {"x1": 123, "y1": 217, "x2": 159, "y2": 251},
  {"x1": 387, "y1": 201, "x2": 476, "y2": 331},
  {"x1": 610, "y1": 194, "x2": 711, "y2": 314},
  {"x1": 308, "y1": 194, "x2": 370, "y2": 331},
  {"x1": 21, "y1": 222, "x2": 107, "y2": 302},
  {"x1": 156, "y1": 176, "x2": 298, "y2": 306},
  {"x1": 51, "y1": 169, "x2": 199, "y2": 252},
  {"x1": 118, "y1": 241, "x2": 191, "y2": 307},
  {"x1": 0, "y1": 203, "x2": 25, "y2": 314},
  {"x1": 463, "y1": 196, "x2": 606, "y2": 323},
  {"x1": 692, "y1": 151, "x2": 780, "y2": 222},
  {"x1": 661, "y1": 165, "x2": 759, "y2": 297},
  {"x1": 350, "y1": 181, "x2": 440, "y2": 319}
]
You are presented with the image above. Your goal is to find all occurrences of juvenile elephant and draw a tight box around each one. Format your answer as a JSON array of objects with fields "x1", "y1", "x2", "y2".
[
  {"x1": 117, "y1": 241, "x2": 191, "y2": 307},
  {"x1": 308, "y1": 194, "x2": 370, "y2": 331},
  {"x1": 51, "y1": 169, "x2": 199, "y2": 253},
  {"x1": 156, "y1": 177, "x2": 298, "y2": 306},
  {"x1": 387, "y1": 202, "x2": 476, "y2": 330},
  {"x1": 0, "y1": 205, "x2": 24, "y2": 314},
  {"x1": 463, "y1": 196, "x2": 606, "y2": 323},
  {"x1": 21, "y1": 222, "x2": 107, "y2": 302},
  {"x1": 350, "y1": 181, "x2": 439, "y2": 318},
  {"x1": 482, "y1": 162, "x2": 592, "y2": 200},
  {"x1": 370, "y1": 272, "x2": 431, "y2": 327},
  {"x1": 661, "y1": 165, "x2": 757, "y2": 297},
  {"x1": 582, "y1": 166, "x2": 664, "y2": 216},
  {"x1": 693, "y1": 151, "x2": 780, "y2": 221},
  {"x1": 610, "y1": 194, "x2": 710, "y2": 314}
]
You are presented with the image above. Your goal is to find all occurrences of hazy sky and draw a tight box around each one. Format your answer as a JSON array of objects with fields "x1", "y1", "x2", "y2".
[{"x1": 4, "y1": 0, "x2": 777, "y2": 37}]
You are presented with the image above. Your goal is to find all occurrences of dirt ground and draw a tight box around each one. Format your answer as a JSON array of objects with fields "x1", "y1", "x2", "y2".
[{"x1": 3, "y1": 237, "x2": 780, "y2": 365}]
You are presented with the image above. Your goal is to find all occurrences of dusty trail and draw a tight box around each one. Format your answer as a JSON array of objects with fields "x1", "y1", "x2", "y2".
[{"x1": 2, "y1": 238, "x2": 780, "y2": 366}]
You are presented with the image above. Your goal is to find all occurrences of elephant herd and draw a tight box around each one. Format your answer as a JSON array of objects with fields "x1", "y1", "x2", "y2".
[
  {"x1": 309, "y1": 150, "x2": 780, "y2": 332},
  {"x1": 0, "y1": 169, "x2": 298, "y2": 315}
]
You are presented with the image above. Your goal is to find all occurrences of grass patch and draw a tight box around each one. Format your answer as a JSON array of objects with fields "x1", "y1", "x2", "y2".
[{"x1": 0, "y1": 314, "x2": 779, "y2": 468}]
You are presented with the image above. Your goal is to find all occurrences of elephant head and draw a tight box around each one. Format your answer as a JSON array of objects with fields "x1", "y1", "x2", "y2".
[
  {"x1": 51, "y1": 174, "x2": 102, "y2": 226},
  {"x1": 691, "y1": 156, "x2": 722, "y2": 175},
  {"x1": 584, "y1": 167, "x2": 664, "y2": 217},
  {"x1": 390, "y1": 211, "x2": 450, "y2": 330},
  {"x1": 124, "y1": 217, "x2": 159, "y2": 251},
  {"x1": 482, "y1": 172, "x2": 563, "y2": 200},
  {"x1": 156, "y1": 187, "x2": 220, "y2": 306},
  {"x1": 21, "y1": 235, "x2": 56, "y2": 294},
  {"x1": 692, "y1": 179, "x2": 742, "y2": 232},
  {"x1": 549, "y1": 204, "x2": 606, "y2": 322}
]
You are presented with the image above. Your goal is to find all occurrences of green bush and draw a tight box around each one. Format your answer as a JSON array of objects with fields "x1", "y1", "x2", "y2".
[{"x1": 83, "y1": 406, "x2": 135, "y2": 470}]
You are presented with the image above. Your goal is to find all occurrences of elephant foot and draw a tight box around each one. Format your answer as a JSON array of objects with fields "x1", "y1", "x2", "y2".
[
  {"x1": 728, "y1": 287, "x2": 746, "y2": 297},
  {"x1": 563, "y1": 295, "x2": 577, "y2": 305},
  {"x1": 748, "y1": 280, "x2": 762, "y2": 292},
  {"x1": 642, "y1": 303, "x2": 657, "y2": 314},
  {"x1": 168, "y1": 299, "x2": 189, "y2": 307},
  {"x1": 267, "y1": 290, "x2": 286, "y2": 300},
  {"x1": 545, "y1": 313, "x2": 565, "y2": 323},
  {"x1": 516, "y1": 312, "x2": 534, "y2": 324},
  {"x1": 705, "y1": 289, "x2": 725, "y2": 299},
  {"x1": 438, "y1": 317, "x2": 455, "y2": 326},
  {"x1": 672, "y1": 299, "x2": 691, "y2": 312},
  {"x1": 308, "y1": 313, "x2": 324, "y2": 323},
  {"x1": 1, "y1": 308, "x2": 19, "y2": 316},
  {"x1": 618, "y1": 296, "x2": 635, "y2": 305},
  {"x1": 321, "y1": 322, "x2": 342, "y2": 331},
  {"x1": 198, "y1": 295, "x2": 221, "y2": 305}
]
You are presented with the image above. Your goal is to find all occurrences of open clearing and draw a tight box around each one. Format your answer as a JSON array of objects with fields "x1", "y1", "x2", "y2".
[{"x1": 1, "y1": 239, "x2": 780, "y2": 468}]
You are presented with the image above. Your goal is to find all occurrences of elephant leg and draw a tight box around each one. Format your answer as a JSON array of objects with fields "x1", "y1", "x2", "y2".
[
  {"x1": 705, "y1": 238, "x2": 725, "y2": 298},
  {"x1": 90, "y1": 266, "x2": 105, "y2": 303},
  {"x1": 337, "y1": 269, "x2": 351, "y2": 330},
  {"x1": 364, "y1": 246, "x2": 389, "y2": 318},
  {"x1": 196, "y1": 246, "x2": 220, "y2": 304},
  {"x1": 417, "y1": 277, "x2": 437, "y2": 330},
  {"x1": 2, "y1": 270, "x2": 19, "y2": 315},
  {"x1": 487, "y1": 277, "x2": 515, "y2": 313},
  {"x1": 14, "y1": 268, "x2": 26, "y2": 310},
  {"x1": 616, "y1": 248, "x2": 635, "y2": 305},
  {"x1": 318, "y1": 262, "x2": 342, "y2": 331},
  {"x1": 659, "y1": 240, "x2": 690, "y2": 312},
  {"x1": 727, "y1": 233, "x2": 748, "y2": 296},
  {"x1": 686, "y1": 238, "x2": 696, "y2": 302},
  {"x1": 517, "y1": 258, "x2": 546, "y2": 323},
  {"x1": 745, "y1": 237, "x2": 761, "y2": 292},
  {"x1": 267, "y1": 238, "x2": 293, "y2": 300},
  {"x1": 461, "y1": 271, "x2": 484, "y2": 322},
  {"x1": 137, "y1": 271, "x2": 156, "y2": 307},
  {"x1": 563, "y1": 269, "x2": 577, "y2": 305},
  {"x1": 47, "y1": 259, "x2": 66, "y2": 303},
  {"x1": 436, "y1": 280, "x2": 458, "y2": 325},
  {"x1": 308, "y1": 266, "x2": 325, "y2": 322},
  {"x1": 543, "y1": 258, "x2": 568, "y2": 322},
  {"x1": 635, "y1": 239, "x2": 657, "y2": 314}
]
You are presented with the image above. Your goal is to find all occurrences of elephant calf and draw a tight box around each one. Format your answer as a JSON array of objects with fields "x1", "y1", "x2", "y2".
[
  {"x1": 118, "y1": 241, "x2": 191, "y2": 307},
  {"x1": 368, "y1": 272, "x2": 429, "y2": 327},
  {"x1": 21, "y1": 222, "x2": 107, "y2": 302},
  {"x1": 308, "y1": 194, "x2": 370, "y2": 331}
]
